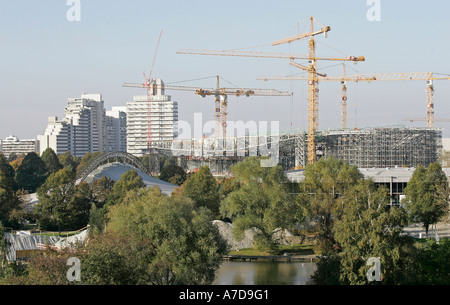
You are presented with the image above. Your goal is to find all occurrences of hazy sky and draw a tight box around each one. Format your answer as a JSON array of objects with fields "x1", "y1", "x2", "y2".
[{"x1": 1, "y1": 0, "x2": 450, "y2": 141}]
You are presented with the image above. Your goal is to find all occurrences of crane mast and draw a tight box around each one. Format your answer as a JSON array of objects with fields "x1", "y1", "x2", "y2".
[
  {"x1": 123, "y1": 77, "x2": 290, "y2": 140},
  {"x1": 177, "y1": 16, "x2": 365, "y2": 164},
  {"x1": 269, "y1": 16, "x2": 364, "y2": 164},
  {"x1": 258, "y1": 72, "x2": 450, "y2": 129}
]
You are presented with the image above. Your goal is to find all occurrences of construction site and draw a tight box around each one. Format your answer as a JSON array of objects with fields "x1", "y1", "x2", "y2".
[
  {"x1": 168, "y1": 127, "x2": 442, "y2": 174},
  {"x1": 127, "y1": 17, "x2": 449, "y2": 175}
]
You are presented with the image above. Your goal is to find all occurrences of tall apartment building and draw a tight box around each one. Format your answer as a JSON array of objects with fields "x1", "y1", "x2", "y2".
[
  {"x1": 105, "y1": 106, "x2": 127, "y2": 152},
  {"x1": 38, "y1": 117, "x2": 73, "y2": 155},
  {"x1": 38, "y1": 94, "x2": 107, "y2": 158},
  {"x1": 126, "y1": 79, "x2": 178, "y2": 157},
  {"x1": 0, "y1": 135, "x2": 38, "y2": 159},
  {"x1": 65, "y1": 94, "x2": 106, "y2": 156}
]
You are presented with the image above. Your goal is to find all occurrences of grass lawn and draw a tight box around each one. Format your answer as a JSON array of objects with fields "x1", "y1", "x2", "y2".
[{"x1": 229, "y1": 244, "x2": 315, "y2": 256}]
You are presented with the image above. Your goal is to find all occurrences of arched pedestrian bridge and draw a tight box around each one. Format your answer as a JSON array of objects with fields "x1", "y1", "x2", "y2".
[
  {"x1": 76, "y1": 152, "x2": 149, "y2": 184},
  {"x1": 74, "y1": 152, "x2": 178, "y2": 196}
]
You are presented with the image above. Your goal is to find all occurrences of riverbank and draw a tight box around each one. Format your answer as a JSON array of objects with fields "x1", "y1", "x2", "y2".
[
  {"x1": 224, "y1": 254, "x2": 318, "y2": 263},
  {"x1": 224, "y1": 244, "x2": 318, "y2": 263}
]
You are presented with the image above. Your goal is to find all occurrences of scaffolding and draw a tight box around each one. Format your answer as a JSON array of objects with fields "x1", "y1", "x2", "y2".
[
  {"x1": 158, "y1": 127, "x2": 442, "y2": 174},
  {"x1": 318, "y1": 127, "x2": 442, "y2": 169}
]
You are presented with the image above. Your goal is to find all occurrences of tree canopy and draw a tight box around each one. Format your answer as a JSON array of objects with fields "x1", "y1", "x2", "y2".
[
  {"x1": 220, "y1": 157, "x2": 303, "y2": 253},
  {"x1": 58, "y1": 152, "x2": 79, "y2": 174},
  {"x1": 181, "y1": 166, "x2": 220, "y2": 215},
  {"x1": 41, "y1": 148, "x2": 63, "y2": 175},
  {"x1": 300, "y1": 157, "x2": 363, "y2": 254},
  {"x1": 81, "y1": 187, "x2": 228, "y2": 285},
  {"x1": 333, "y1": 179, "x2": 417, "y2": 284},
  {"x1": 15, "y1": 152, "x2": 48, "y2": 193},
  {"x1": 0, "y1": 170, "x2": 21, "y2": 228},
  {"x1": 159, "y1": 163, "x2": 187, "y2": 186},
  {"x1": 403, "y1": 163, "x2": 449, "y2": 235},
  {"x1": 35, "y1": 168, "x2": 91, "y2": 232}
]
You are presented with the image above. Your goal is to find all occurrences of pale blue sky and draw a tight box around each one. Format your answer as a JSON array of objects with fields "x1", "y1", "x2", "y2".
[{"x1": 1, "y1": 0, "x2": 450, "y2": 140}]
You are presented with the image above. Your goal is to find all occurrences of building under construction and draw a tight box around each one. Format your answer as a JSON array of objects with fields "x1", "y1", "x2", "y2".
[
  {"x1": 167, "y1": 127, "x2": 442, "y2": 174},
  {"x1": 317, "y1": 127, "x2": 442, "y2": 169}
]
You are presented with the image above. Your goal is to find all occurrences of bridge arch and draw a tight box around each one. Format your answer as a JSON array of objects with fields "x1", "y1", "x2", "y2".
[{"x1": 75, "y1": 152, "x2": 149, "y2": 184}]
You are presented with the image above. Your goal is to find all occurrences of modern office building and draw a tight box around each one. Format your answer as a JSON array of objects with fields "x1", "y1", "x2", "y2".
[
  {"x1": 105, "y1": 106, "x2": 127, "y2": 153},
  {"x1": 126, "y1": 79, "x2": 178, "y2": 156},
  {"x1": 0, "y1": 135, "x2": 38, "y2": 158}
]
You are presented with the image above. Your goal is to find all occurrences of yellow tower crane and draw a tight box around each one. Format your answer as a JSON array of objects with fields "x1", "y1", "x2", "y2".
[
  {"x1": 123, "y1": 76, "x2": 290, "y2": 140},
  {"x1": 177, "y1": 16, "x2": 365, "y2": 164},
  {"x1": 258, "y1": 72, "x2": 450, "y2": 129}
]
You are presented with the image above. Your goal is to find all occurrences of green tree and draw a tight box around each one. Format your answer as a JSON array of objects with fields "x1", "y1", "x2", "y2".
[
  {"x1": 17, "y1": 247, "x2": 75, "y2": 285},
  {"x1": 80, "y1": 231, "x2": 151, "y2": 285},
  {"x1": 35, "y1": 169, "x2": 91, "y2": 232},
  {"x1": 159, "y1": 163, "x2": 187, "y2": 186},
  {"x1": 333, "y1": 179, "x2": 417, "y2": 285},
  {"x1": 84, "y1": 176, "x2": 115, "y2": 235},
  {"x1": 88, "y1": 170, "x2": 145, "y2": 234},
  {"x1": 107, "y1": 170, "x2": 146, "y2": 206},
  {"x1": 76, "y1": 152, "x2": 103, "y2": 176},
  {"x1": 83, "y1": 187, "x2": 228, "y2": 285},
  {"x1": 90, "y1": 176, "x2": 116, "y2": 206},
  {"x1": 301, "y1": 157, "x2": 363, "y2": 254},
  {"x1": 0, "y1": 170, "x2": 21, "y2": 228},
  {"x1": 14, "y1": 152, "x2": 48, "y2": 193},
  {"x1": 309, "y1": 253, "x2": 342, "y2": 285},
  {"x1": 7, "y1": 153, "x2": 18, "y2": 163},
  {"x1": 404, "y1": 163, "x2": 449, "y2": 236},
  {"x1": 41, "y1": 148, "x2": 63, "y2": 175},
  {"x1": 58, "y1": 152, "x2": 78, "y2": 174},
  {"x1": 0, "y1": 222, "x2": 10, "y2": 271},
  {"x1": 218, "y1": 177, "x2": 241, "y2": 201},
  {"x1": 181, "y1": 166, "x2": 220, "y2": 215},
  {"x1": 0, "y1": 154, "x2": 15, "y2": 187},
  {"x1": 415, "y1": 238, "x2": 450, "y2": 284},
  {"x1": 220, "y1": 157, "x2": 304, "y2": 253}
]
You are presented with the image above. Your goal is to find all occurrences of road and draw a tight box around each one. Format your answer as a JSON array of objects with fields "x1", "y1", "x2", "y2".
[{"x1": 402, "y1": 222, "x2": 450, "y2": 239}]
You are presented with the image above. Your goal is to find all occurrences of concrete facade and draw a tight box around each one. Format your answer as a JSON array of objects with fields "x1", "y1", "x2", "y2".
[
  {"x1": 0, "y1": 135, "x2": 38, "y2": 158},
  {"x1": 126, "y1": 79, "x2": 178, "y2": 157},
  {"x1": 106, "y1": 106, "x2": 127, "y2": 153},
  {"x1": 38, "y1": 94, "x2": 108, "y2": 157}
]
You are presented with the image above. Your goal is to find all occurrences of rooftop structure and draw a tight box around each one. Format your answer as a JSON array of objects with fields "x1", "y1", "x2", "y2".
[
  {"x1": 286, "y1": 167, "x2": 450, "y2": 205},
  {"x1": 83, "y1": 163, "x2": 178, "y2": 196}
]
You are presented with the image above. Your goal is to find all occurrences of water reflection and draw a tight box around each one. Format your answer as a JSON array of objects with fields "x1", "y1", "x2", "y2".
[{"x1": 213, "y1": 261, "x2": 317, "y2": 285}]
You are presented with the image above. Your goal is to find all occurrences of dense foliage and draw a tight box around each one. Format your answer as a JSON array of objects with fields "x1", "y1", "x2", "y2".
[
  {"x1": 220, "y1": 157, "x2": 304, "y2": 254},
  {"x1": 0, "y1": 152, "x2": 448, "y2": 285},
  {"x1": 403, "y1": 163, "x2": 449, "y2": 236}
]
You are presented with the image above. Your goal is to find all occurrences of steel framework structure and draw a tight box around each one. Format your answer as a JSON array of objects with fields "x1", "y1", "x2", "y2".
[{"x1": 165, "y1": 127, "x2": 442, "y2": 173}]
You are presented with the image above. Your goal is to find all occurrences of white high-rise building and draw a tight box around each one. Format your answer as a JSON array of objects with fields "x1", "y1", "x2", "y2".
[
  {"x1": 65, "y1": 94, "x2": 106, "y2": 156},
  {"x1": 38, "y1": 117, "x2": 73, "y2": 155},
  {"x1": 38, "y1": 94, "x2": 107, "y2": 157},
  {"x1": 106, "y1": 106, "x2": 127, "y2": 152},
  {"x1": 126, "y1": 79, "x2": 178, "y2": 156}
]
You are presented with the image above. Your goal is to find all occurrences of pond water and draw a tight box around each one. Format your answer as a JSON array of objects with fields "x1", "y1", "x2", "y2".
[{"x1": 212, "y1": 261, "x2": 317, "y2": 285}]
